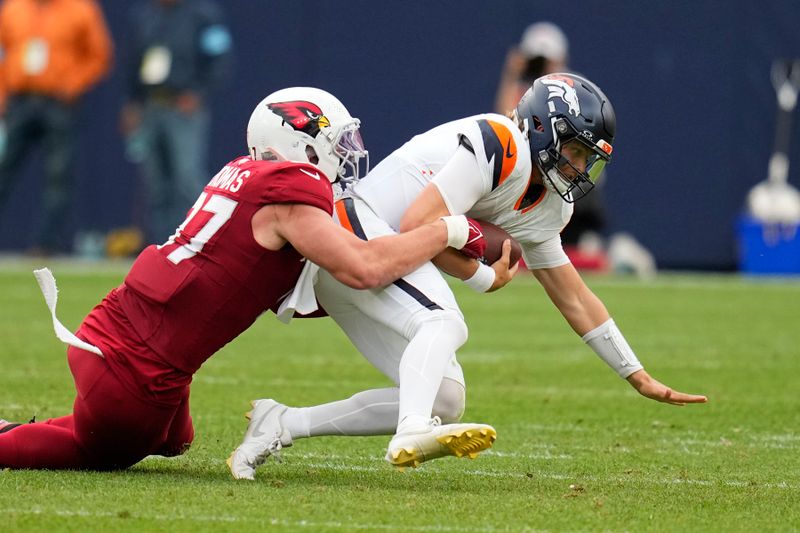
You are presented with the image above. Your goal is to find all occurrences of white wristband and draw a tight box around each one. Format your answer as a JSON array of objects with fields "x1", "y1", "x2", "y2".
[
  {"x1": 440, "y1": 215, "x2": 468, "y2": 249},
  {"x1": 581, "y1": 318, "x2": 644, "y2": 378},
  {"x1": 464, "y1": 262, "x2": 496, "y2": 292}
]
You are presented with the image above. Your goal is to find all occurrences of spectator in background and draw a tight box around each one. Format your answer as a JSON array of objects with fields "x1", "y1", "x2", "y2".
[
  {"x1": 495, "y1": 22, "x2": 609, "y2": 272},
  {"x1": 0, "y1": 0, "x2": 113, "y2": 256},
  {"x1": 494, "y1": 22, "x2": 568, "y2": 115},
  {"x1": 120, "y1": 0, "x2": 233, "y2": 244}
]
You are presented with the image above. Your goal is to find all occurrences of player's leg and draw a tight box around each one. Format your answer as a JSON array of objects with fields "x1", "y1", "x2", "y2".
[
  {"x1": 282, "y1": 377, "x2": 467, "y2": 440},
  {"x1": 326, "y1": 198, "x2": 495, "y2": 466},
  {"x1": 350, "y1": 274, "x2": 494, "y2": 468},
  {"x1": 279, "y1": 309, "x2": 469, "y2": 439},
  {"x1": 0, "y1": 347, "x2": 113, "y2": 469},
  {"x1": 1, "y1": 346, "x2": 189, "y2": 470},
  {"x1": 0, "y1": 417, "x2": 90, "y2": 469},
  {"x1": 154, "y1": 387, "x2": 194, "y2": 457},
  {"x1": 228, "y1": 274, "x2": 470, "y2": 479},
  {"x1": 306, "y1": 275, "x2": 494, "y2": 470}
]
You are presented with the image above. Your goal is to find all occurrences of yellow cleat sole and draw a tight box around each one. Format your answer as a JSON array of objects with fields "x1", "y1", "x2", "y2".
[
  {"x1": 388, "y1": 448, "x2": 422, "y2": 469},
  {"x1": 436, "y1": 426, "x2": 497, "y2": 459},
  {"x1": 388, "y1": 426, "x2": 497, "y2": 469}
]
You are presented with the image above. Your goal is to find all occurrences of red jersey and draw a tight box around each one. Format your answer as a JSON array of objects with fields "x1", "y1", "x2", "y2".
[{"x1": 79, "y1": 157, "x2": 332, "y2": 399}]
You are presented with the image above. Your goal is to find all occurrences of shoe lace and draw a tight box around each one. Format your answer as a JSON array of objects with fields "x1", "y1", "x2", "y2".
[{"x1": 266, "y1": 438, "x2": 284, "y2": 464}]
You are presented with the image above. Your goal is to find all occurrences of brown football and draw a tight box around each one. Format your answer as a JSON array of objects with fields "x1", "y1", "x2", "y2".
[{"x1": 474, "y1": 219, "x2": 522, "y2": 265}]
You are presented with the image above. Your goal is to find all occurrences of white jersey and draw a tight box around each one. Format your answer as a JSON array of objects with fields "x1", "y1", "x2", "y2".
[{"x1": 354, "y1": 113, "x2": 573, "y2": 269}]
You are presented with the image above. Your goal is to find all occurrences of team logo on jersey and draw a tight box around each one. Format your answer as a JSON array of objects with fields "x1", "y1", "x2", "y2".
[
  {"x1": 267, "y1": 100, "x2": 330, "y2": 137},
  {"x1": 541, "y1": 75, "x2": 581, "y2": 117}
]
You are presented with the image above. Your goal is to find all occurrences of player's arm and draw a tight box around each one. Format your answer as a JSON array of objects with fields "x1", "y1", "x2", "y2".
[
  {"x1": 399, "y1": 145, "x2": 485, "y2": 230},
  {"x1": 533, "y1": 263, "x2": 708, "y2": 406},
  {"x1": 399, "y1": 147, "x2": 515, "y2": 291},
  {"x1": 255, "y1": 203, "x2": 468, "y2": 290}
]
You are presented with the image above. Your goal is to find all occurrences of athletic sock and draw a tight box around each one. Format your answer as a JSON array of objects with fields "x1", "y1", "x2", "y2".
[{"x1": 283, "y1": 387, "x2": 399, "y2": 439}]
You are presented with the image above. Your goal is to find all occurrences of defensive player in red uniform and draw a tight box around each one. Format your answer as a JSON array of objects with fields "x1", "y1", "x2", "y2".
[{"x1": 0, "y1": 87, "x2": 483, "y2": 470}]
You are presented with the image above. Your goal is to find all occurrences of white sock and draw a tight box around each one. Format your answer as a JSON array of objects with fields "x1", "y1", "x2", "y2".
[
  {"x1": 397, "y1": 315, "x2": 467, "y2": 426},
  {"x1": 282, "y1": 388, "x2": 399, "y2": 439}
]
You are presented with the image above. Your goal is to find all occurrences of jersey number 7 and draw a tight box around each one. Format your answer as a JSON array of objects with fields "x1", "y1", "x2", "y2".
[{"x1": 160, "y1": 192, "x2": 238, "y2": 265}]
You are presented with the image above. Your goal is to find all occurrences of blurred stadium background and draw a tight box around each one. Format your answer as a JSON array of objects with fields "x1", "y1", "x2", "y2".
[{"x1": 0, "y1": 0, "x2": 799, "y2": 271}]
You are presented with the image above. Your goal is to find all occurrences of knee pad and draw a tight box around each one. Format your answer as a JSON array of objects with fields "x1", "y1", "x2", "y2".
[{"x1": 432, "y1": 378, "x2": 466, "y2": 424}]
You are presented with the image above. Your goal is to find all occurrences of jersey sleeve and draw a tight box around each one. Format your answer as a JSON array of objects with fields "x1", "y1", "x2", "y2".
[
  {"x1": 460, "y1": 115, "x2": 521, "y2": 192},
  {"x1": 257, "y1": 163, "x2": 334, "y2": 216},
  {"x1": 431, "y1": 145, "x2": 488, "y2": 215},
  {"x1": 520, "y1": 234, "x2": 571, "y2": 270}
]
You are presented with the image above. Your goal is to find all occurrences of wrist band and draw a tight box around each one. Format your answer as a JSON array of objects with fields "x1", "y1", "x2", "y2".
[
  {"x1": 582, "y1": 318, "x2": 643, "y2": 378},
  {"x1": 440, "y1": 215, "x2": 468, "y2": 249},
  {"x1": 464, "y1": 262, "x2": 496, "y2": 293}
]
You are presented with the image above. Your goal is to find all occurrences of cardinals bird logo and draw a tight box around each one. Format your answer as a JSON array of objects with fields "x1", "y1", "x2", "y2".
[
  {"x1": 541, "y1": 75, "x2": 581, "y2": 117},
  {"x1": 267, "y1": 100, "x2": 330, "y2": 137}
]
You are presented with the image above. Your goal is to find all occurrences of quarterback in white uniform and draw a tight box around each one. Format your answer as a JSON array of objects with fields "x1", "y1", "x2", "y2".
[{"x1": 229, "y1": 74, "x2": 707, "y2": 480}]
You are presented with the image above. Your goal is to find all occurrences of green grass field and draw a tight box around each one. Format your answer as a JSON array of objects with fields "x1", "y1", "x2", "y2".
[{"x1": 1, "y1": 259, "x2": 799, "y2": 532}]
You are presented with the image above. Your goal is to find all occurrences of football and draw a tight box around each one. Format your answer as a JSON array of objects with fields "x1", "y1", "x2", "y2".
[{"x1": 473, "y1": 220, "x2": 522, "y2": 265}]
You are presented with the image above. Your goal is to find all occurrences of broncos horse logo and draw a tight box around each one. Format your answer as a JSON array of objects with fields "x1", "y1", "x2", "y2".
[
  {"x1": 267, "y1": 100, "x2": 330, "y2": 137},
  {"x1": 541, "y1": 75, "x2": 581, "y2": 117}
]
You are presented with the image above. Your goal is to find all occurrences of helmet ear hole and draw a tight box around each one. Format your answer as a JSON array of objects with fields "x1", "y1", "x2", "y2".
[
  {"x1": 532, "y1": 116, "x2": 544, "y2": 132},
  {"x1": 260, "y1": 149, "x2": 280, "y2": 161},
  {"x1": 305, "y1": 145, "x2": 319, "y2": 165}
]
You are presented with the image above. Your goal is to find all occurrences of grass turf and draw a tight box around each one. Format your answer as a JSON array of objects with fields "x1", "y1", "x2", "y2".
[{"x1": 1, "y1": 260, "x2": 798, "y2": 532}]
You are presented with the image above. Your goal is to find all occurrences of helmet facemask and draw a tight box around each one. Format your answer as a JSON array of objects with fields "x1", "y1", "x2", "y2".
[
  {"x1": 537, "y1": 117, "x2": 612, "y2": 202},
  {"x1": 325, "y1": 119, "x2": 369, "y2": 184}
]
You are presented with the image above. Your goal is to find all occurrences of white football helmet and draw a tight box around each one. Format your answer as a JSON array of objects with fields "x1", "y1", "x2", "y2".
[{"x1": 246, "y1": 87, "x2": 368, "y2": 183}]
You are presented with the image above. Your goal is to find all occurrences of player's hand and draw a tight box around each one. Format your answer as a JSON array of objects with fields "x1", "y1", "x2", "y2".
[
  {"x1": 626, "y1": 369, "x2": 708, "y2": 406},
  {"x1": 459, "y1": 218, "x2": 487, "y2": 260},
  {"x1": 487, "y1": 239, "x2": 519, "y2": 292}
]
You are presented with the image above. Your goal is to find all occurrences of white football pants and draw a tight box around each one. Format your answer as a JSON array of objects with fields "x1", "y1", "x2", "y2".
[{"x1": 296, "y1": 196, "x2": 468, "y2": 436}]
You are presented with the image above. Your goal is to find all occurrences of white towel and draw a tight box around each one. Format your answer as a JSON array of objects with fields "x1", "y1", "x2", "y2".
[
  {"x1": 33, "y1": 268, "x2": 104, "y2": 356},
  {"x1": 275, "y1": 260, "x2": 321, "y2": 324}
]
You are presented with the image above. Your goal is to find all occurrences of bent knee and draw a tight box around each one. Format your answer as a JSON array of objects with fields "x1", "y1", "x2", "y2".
[
  {"x1": 410, "y1": 311, "x2": 468, "y2": 347},
  {"x1": 432, "y1": 378, "x2": 465, "y2": 424}
]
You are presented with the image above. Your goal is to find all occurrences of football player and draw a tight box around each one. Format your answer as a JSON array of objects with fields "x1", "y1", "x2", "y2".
[
  {"x1": 229, "y1": 74, "x2": 708, "y2": 479},
  {"x1": 0, "y1": 87, "x2": 484, "y2": 470}
]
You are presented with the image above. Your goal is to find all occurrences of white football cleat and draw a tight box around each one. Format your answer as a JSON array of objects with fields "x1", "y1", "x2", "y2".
[
  {"x1": 227, "y1": 399, "x2": 293, "y2": 480},
  {"x1": 385, "y1": 416, "x2": 497, "y2": 469}
]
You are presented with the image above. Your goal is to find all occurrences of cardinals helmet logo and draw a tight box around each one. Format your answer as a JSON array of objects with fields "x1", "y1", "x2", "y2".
[{"x1": 267, "y1": 100, "x2": 330, "y2": 137}]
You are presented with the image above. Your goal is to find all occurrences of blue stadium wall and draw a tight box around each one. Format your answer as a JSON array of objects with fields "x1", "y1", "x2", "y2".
[{"x1": 1, "y1": 0, "x2": 798, "y2": 270}]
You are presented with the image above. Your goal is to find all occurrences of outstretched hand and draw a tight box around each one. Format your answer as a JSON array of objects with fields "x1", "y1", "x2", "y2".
[{"x1": 626, "y1": 369, "x2": 708, "y2": 406}]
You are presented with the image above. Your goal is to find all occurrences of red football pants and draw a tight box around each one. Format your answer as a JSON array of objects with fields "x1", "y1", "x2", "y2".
[{"x1": 0, "y1": 346, "x2": 194, "y2": 470}]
